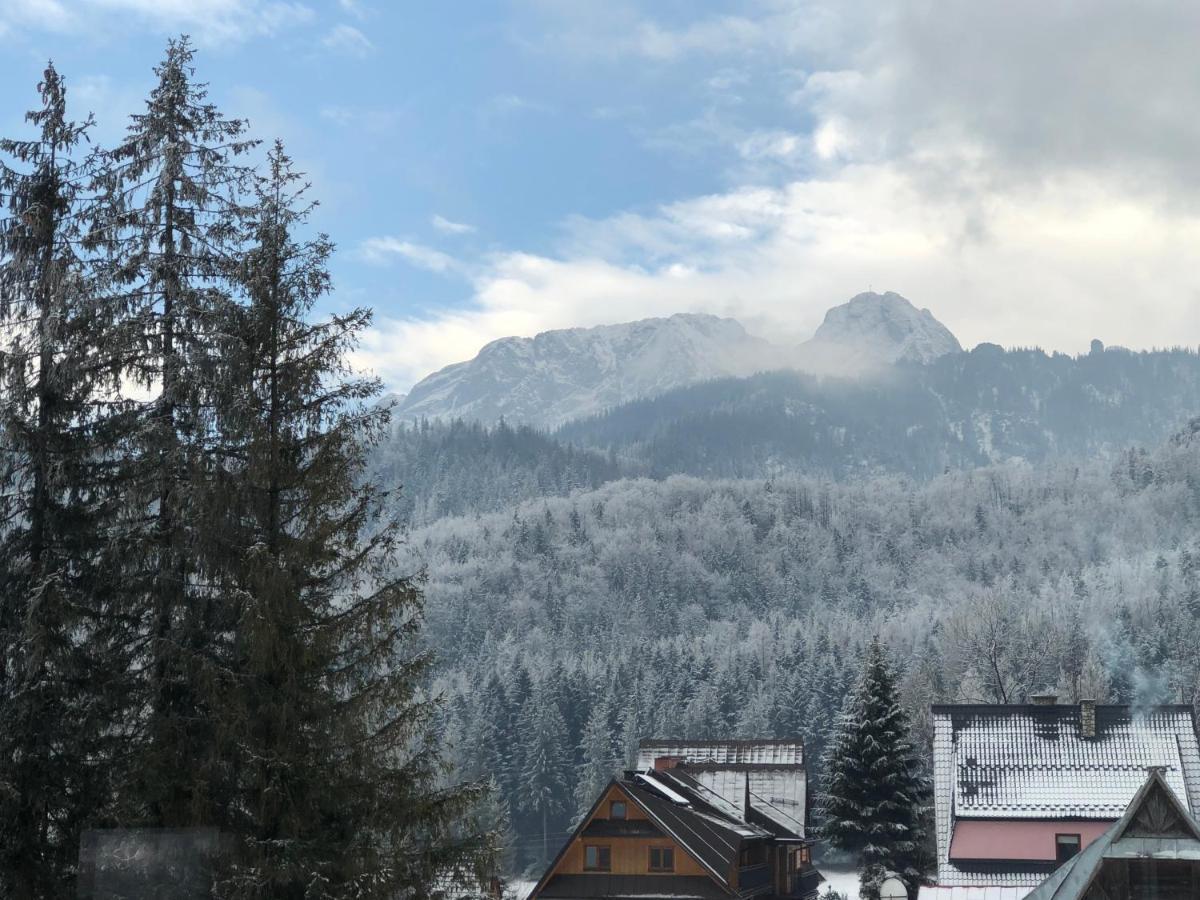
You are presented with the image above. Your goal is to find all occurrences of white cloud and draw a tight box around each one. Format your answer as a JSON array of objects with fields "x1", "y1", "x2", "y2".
[
  {"x1": 349, "y1": 1, "x2": 1200, "y2": 391},
  {"x1": 81, "y1": 0, "x2": 313, "y2": 43},
  {"x1": 322, "y1": 22, "x2": 373, "y2": 57},
  {"x1": 360, "y1": 161, "x2": 1200, "y2": 390},
  {"x1": 431, "y1": 214, "x2": 476, "y2": 235},
  {"x1": 0, "y1": 0, "x2": 74, "y2": 33},
  {"x1": 337, "y1": 0, "x2": 368, "y2": 20},
  {"x1": 359, "y1": 238, "x2": 460, "y2": 274}
]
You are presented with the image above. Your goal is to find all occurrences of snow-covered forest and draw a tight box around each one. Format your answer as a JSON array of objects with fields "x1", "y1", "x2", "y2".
[{"x1": 388, "y1": 417, "x2": 1200, "y2": 872}]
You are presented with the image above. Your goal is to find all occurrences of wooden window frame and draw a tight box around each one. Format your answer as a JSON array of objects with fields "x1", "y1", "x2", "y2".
[
  {"x1": 1055, "y1": 833, "x2": 1081, "y2": 864},
  {"x1": 584, "y1": 844, "x2": 611, "y2": 872},
  {"x1": 648, "y1": 846, "x2": 675, "y2": 873},
  {"x1": 609, "y1": 800, "x2": 627, "y2": 820}
]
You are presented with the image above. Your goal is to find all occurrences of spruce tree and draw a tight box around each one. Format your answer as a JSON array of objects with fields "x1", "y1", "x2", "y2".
[
  {"x1": 212, "y1": 140, "x2": 485, "y2": 897},
  {"x1": 88, "y1": 35, "x2": 257, "y2": 829},
  {"x1": 818, "y1": 638, "x2": 930, "y2": 899},
  {"x1": 575, "y1": 694, "x2": 620, "y2": 820},
  {"x1": 0, "y1": 63, "x2": 125, "y2": 899},
  {"x1": 518, "y1": 679, "x2": 571, "y2": 867}
]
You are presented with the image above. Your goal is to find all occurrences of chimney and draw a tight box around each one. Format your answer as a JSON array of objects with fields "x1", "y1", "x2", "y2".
[
  {"x1": 1080, "y1": 699, "x2": 1096, "y2": 739},
  {"x1": 654, "y1": 756, "x2": 683, "y2": 771},
  {"x1": 1031, "y1": 692, "x2": 1058, "y2": 706}
]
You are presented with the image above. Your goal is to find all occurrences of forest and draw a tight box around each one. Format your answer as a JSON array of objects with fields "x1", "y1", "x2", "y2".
[
  {"x1": 398, "y1": 416, "x2": 1200, "y2": 872},
  {"x1": 0, "y1": 42, "x2": 485, "y2": 899}
]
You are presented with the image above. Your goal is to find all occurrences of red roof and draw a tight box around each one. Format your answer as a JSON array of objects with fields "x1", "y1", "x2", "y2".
[{"x1": 949, "y1": 820, "x2": 1111, "y2": 861}]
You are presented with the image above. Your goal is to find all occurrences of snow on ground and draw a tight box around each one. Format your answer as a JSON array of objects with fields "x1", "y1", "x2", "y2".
[
  {"x1": 820, "y1": 868, "x2": 861, "y2": 898},
  {"x1": 507, "y1": 871, "x2": 860, "y2": 899}
]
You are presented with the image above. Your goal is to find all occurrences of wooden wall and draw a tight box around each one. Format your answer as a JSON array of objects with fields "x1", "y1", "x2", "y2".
[{"x1": 553, "y1": 785, "x2": 711, "y2": 878}]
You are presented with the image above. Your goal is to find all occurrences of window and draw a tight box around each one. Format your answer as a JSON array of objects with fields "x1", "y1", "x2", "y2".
[
  {"x1": 584, "y1": 845, "x2": 611, "y2": 871},
  {"x1": 610, "y1": 800, "x2": 626, "y2": 820},
  {"x1": 649, "y1": 847, "x2": 674, "y2": 872},
  {"x1": 1056, "y1": 834, "x2": 1081, "y2": 864}
]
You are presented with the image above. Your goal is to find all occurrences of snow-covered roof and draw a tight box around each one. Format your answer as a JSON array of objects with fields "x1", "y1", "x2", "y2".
[
  {"x1": 1024, "y1": 768, "x2": 1200, "y2": 900},
  {"x1": 943, "y1": 705, "x2": 1198, "y2": 818},
  {"x1": 918, "y1": 887, "x2": 1032, "y2": 900},
  {"x1": 635, "y1": 739, "x2": 804, "y2": 769},
  {"x1": 635, "y1": 739, "x2": 807, "y2": 838},
  {"x1": 930, "y1": 703, "x2": 1200, "y2": 889}
]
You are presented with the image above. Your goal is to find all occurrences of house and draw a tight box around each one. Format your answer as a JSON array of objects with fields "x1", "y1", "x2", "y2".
[
  {"x1": 1022, "y1": 766, "x2": 1200, "y2": 899},
  {"x1": 923, "y1": 698, "x2": 1200, "y2": 899},
  {"x1": 527, "y1": 739, "x2": 822, "y2": 900}
]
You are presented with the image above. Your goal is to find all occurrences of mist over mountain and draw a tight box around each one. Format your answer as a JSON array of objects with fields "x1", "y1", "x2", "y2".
[
  {"x1": 557, "y1": 344, "x2": 1200, "y2": 478},
  {"x1": 797, "y1": 290, "x2": 963, "y2": 373},
  {"x1": 397, "y1": 313, "x2": 775, "y2": 427},
  {"x1": 395, "y1": 292, "x2": 961, "y2": 427}
]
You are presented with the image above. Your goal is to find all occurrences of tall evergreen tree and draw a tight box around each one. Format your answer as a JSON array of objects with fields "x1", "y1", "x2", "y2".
[
  {"x1": 818, "y1": 638, "x2": 930, "y2": 899},
  {"x1": 89, "y1": 35, "x2": 257, "y2": 829},
  {"x1": 575, "y1": 693, "x2": 620, "y2": 820},
  {"x1": 212, "y1": 140, "x2": 485, "y2": 897},
  {"x1": 518, "y1": 679, "x2": 571, "y2": 867},
  {"x1": 0, "y1": 63, "x2": 125, "y2": 899}
]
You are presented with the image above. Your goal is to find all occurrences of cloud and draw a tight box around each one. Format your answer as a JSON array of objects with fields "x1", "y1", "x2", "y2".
[
  {"x1": 361, "y1": 161, "x2": 1200, "y2": 390},
  {"x1": 359, "y1": 238, "x2": 460, "y2": 274},
  {"x1": 81, "y1": 0, "x2": 313, "y2": 43},
  {"x1": 431, "y1": 214, "x2": 476, "y2": 236},
  {"x1": 351, "y1": 1, "x2": 1200, "y2": 390},
  {"x1": 319, "y1": 105, "x2": 401, "y2": 134},
  {"x1": 0, "y1": 0, "x2": 74, "y2": 33},
  {"x1": 337, "y1": 0, "x2": 368, "y2": 20},
  {"x1": 322, "y1": 22, "x2": 373, "y2": 57}
]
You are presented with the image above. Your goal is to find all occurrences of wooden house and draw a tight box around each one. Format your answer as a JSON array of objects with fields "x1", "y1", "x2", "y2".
[{"x1": 527, "y1": 739, "x2": 822, "y2": 900}]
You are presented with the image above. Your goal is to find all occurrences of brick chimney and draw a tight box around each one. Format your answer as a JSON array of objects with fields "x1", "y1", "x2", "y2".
[
  {"x1": 1080, "y1": 699, "x2": 1096, "y2": 739},
  {"x1": 1031, "y1": 692, "x2": 1058, "y2": 706},
  {"x1": 654, "y1": 756, "x2": 683, "y2": 771}
]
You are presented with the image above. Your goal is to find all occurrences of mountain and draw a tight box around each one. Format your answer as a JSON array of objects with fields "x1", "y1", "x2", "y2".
[
  {"x1": 557, "y1": 344, "x2": 1200, "y2": 478},
  {"x1": 396, "y1": 313, "x2": 775, "y2": 427},
  {"x1": 797, "y1": 290, "x2": 962, "y2": 373},
  {"x1": 397, "y1": 293, "x2": 964, "y2": 427}
]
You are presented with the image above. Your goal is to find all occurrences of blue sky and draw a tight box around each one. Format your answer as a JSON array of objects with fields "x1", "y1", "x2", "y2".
[{"x1": 3, "y1": 1, "x2": 1200, "y2": 390}]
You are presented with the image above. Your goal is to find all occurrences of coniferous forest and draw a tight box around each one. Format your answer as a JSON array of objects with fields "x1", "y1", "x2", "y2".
[
  {"x1": 410, "y1": 417, "x2": 1200, "y2": 873},
  {"x1": 0, "y1": 42, "x2": 487, "y2": 899}
]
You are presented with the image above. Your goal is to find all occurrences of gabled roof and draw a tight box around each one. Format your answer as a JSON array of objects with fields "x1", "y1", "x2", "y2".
[
  {"x1": 935, "y1": 704, "x2": 1198, "y2": 818},
  {"x1": 624, "y1": 774, "x2": 769, "y2": 880},
  {"x1": 636, "y1": 739, "x2": 804, "y2": 769},
  {"x1": 527, "y1": 772, "x2": 765, "y2": 900},
  {"x1": 931, "y1": 703, "x2": 1200, "y2": 888},
  {"x1": 1024, "y1": 768, "x2": 1200, "y2": 900},
  {"x1": 635, "y1": 738, "x2": 808, "y2": 838}
]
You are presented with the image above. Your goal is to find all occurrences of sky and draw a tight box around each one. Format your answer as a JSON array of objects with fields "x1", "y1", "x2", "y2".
[{"x1": 2, "y1": 1, "x2": 1200, "y2": 392}]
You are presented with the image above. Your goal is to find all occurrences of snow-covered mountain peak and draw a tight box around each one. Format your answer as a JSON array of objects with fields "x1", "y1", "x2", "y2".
[
  {"x1": 396, "y1": 313, "x2": 776, "y2": 427},
  {"x1": 806, "y1": 291, "x2": 962, "y2": 365}
]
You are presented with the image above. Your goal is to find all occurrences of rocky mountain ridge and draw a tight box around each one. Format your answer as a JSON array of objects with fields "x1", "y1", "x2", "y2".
[{"x1": 396, "y1": 291, "x2": 961, "y2": 427}]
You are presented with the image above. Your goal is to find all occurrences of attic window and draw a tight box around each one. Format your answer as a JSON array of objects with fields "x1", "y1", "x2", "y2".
[
  {"x1": 585, "y1": 845, "x2": 611, "y2": 871},
  {"x1": 610, "y1": 800, "x2": 627, "y2": 820},
  {"x1": 1055, "y1": 833, "x2": 1081, "y2": 864},
  {"x1": 649, "y1": 847, "x2": 674, "y2": 872}
]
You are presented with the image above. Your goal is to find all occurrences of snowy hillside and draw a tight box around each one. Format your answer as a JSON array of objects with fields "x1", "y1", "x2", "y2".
[{"x1": 396, "y1": 313, "x2": 778, "y2": 427}]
